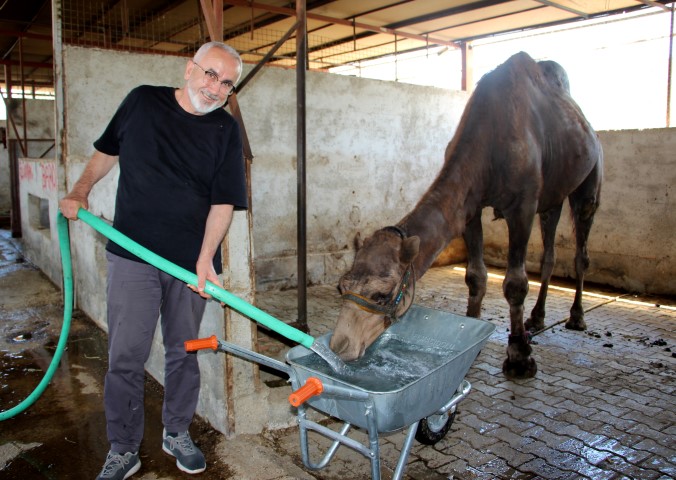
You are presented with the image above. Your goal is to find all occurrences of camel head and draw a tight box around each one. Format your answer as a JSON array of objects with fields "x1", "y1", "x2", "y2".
[{"x1": 330, "y1": 226, "x2": 420, "y2": 361}]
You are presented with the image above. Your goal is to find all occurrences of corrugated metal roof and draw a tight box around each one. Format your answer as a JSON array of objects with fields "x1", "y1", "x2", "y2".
[{"x1": 0, "y1": 1, "x2": 672, "y2": 92}]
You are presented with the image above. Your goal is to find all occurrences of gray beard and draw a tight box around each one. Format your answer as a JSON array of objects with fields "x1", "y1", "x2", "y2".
[{"x1": 187, "y1": 85, "x2": 225, "y2": 114}]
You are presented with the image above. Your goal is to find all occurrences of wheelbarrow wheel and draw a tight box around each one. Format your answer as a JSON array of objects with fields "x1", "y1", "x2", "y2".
[{"x1": 415, "y1": 410, "x2": 456, "y2": 445}]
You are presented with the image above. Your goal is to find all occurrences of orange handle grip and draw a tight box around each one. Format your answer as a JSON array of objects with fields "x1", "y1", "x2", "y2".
[
  {"x1": 288, "y1": 377, "x2": 324, "y2": 407},
  {"x1": 184, "y1": 335, "x2": 219, "y2": 352}
]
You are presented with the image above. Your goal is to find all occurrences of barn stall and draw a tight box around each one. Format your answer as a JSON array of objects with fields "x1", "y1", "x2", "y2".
[{"x1": 2, "y1": 1, "x2": 675, "y2": 478}]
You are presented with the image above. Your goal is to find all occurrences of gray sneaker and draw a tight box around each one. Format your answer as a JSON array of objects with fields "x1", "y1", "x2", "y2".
[
  {"x1": 96, "y1": 451, "x2": 141, "y2": 480},
  {"x1": 162, "y1": 428, "x2": 206, "y2": 474}
]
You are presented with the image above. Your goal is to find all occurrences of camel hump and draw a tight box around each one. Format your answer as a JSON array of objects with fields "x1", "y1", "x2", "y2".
[
  {"x1": 504, "y1": 51, "x2": 539, "y2": 71},
  {"x1": 538, "y1": 60, "x2": 570, "y2": 92},
  {"x1": 491, "y1": 52, "x2": 570, "y2": 93},
  {"x1": 483, "y1": 52, "x2": 540, "y2": 87}
]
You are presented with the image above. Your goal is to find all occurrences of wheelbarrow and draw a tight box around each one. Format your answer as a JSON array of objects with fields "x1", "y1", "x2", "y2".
[
  {"x1": 67, "y1": 209, "x2": 495, "y2": 479},
  {"x1": 187, "y1": 304, "x2": 495, "y2": 480}
]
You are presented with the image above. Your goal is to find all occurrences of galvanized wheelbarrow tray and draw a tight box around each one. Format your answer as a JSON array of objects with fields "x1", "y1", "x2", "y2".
[{"x1": 188, "y1": 304, "x2": 495, "y2": 480}]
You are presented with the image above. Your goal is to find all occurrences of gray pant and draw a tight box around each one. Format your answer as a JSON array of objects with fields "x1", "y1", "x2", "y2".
[{"x1": 104, "y1": 252, "x2": 207, "y2": 454}]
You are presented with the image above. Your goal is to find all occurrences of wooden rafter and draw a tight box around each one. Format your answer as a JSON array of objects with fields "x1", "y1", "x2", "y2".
[{"x1": 200, "y1": 0, "x2": 224, "y2": 41}]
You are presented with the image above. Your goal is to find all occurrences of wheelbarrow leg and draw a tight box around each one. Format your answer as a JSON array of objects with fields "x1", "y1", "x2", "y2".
[
  {"x1": 296, "y1": 398, "x2": 383, "y2": 479},
  {"x1": 364, "y1": 400, "x2": 381, "y2": 480},
  {"x1": 392, "y1": 420, "x2": 419, "y2": 480},
  {"x1": 297, "y1": 404, "x2": 354, "y2": 470}
]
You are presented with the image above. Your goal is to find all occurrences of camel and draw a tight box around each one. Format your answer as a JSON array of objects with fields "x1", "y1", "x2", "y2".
[{"x1": 330, "y1": 52, "x2": 603, "y2": 379}]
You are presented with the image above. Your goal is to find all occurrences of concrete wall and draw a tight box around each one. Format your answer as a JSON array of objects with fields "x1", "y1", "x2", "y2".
[
  {"x1": 18, "y1": 158, "x2": 62, "y2": 284},
  {"x1": 16, "y1": 45, "x2": 675, "y2": 436},
  {"x1": 239, "y1": 67, "x2": 468, "y2": 290},
  {"x1": 1, "y1": 99, "x2": 55, "y2": 218},
  {"x1": 481, "y1": 128, "x2": 675, "y2": 295}
]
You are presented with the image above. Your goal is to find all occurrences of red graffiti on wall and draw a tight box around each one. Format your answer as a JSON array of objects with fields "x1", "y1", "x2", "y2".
[
  {"x1": 41, "y1": 162, "x2": 57, "y2": 192},
  {"x1": 19, "y1": 162, "x2": 34, "y2": 181}
]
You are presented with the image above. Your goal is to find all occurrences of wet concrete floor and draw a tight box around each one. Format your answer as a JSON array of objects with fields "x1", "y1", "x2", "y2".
[
  {"x1": 0, "y1": 229, "x2": 227, "y2": 479},
  {"x1": 1, "y1": 225, "x2": 675, "y2": 479}
]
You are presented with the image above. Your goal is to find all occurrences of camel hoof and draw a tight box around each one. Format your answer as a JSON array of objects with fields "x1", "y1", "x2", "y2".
[
  {"x1": 502, "y1": 357, "x2": 538, "y2": 380},
  {"x1": 565, "y1": 317, "x2": 587, "y2": 331},
  {"x1": 525, "y1": 316, "x2": 545, "y2": 332}
]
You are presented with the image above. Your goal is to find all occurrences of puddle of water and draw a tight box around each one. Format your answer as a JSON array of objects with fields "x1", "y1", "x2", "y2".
[{"x1": 0, "y1": 311, "x2": 225, "y2": 479}]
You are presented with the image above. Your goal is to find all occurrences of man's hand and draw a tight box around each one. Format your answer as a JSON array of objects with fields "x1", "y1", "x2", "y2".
[
  {"x1": 190, "y1": 204, "x2": 235, "y2": 304},
  {"x1": 189, "y1": 257, "x2": 221, "y2": 300},
  {"x1": 58, "y1": 150, "x2": 118, "y2": 220},
  {"x1": 59, "y1": 194, "x2": 87, "y2": 220}
]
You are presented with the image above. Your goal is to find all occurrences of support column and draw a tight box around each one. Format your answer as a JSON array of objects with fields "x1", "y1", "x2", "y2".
[
  {"x1": 296, "y1": 0, "x2": 308, "y2": 331},
  {"x1": 195, "y1": 0, "x2": 259, "y2": 435},
  {"x1": 460, "y1": 41, "x2": 473, "y2": 92}
]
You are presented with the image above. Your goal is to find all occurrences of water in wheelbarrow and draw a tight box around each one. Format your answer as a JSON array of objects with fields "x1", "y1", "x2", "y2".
[
  {"x1": 293, "y1": 333, "x2": 456, "y2": 392},
  {"x1": 287, "y1": 305, "x2": 496, "y2": 432}
]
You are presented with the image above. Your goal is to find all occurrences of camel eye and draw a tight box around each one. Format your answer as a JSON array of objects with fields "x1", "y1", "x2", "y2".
[{"x1": 372, "y1": 293, "x2": 389, "y2": 305}]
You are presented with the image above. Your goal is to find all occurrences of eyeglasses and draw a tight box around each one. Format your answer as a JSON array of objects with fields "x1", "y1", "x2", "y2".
[{"x1": 192, "y1": 60, "x2": 236, "y2": 96}]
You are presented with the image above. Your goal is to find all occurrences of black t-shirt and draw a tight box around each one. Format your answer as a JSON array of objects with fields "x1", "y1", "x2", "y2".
[{"x1": 94, "y1": 85, "x2": 248, "y2": 274}]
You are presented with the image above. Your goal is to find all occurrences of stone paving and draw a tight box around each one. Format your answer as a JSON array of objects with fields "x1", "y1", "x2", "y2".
[
  {"x1": 2, "y1": 218, "x2": 674, "y2": 479},
  {"x1": 256, "y1": 266, "x2": 676, "y2": 480}
]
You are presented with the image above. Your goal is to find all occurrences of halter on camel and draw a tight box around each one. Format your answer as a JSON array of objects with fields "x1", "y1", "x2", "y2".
[{"x1": 341, "y1": 226, "x2": 416, "y2": 325}]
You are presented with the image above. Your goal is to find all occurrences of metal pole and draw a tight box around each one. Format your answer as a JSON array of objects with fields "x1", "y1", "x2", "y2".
[
  {"x1": 52, "y1": 0, "x2": 65, "y2": 192},
  {"x1": 667, "y1": 2, "x2": 674, "y2": 127},
  {"x1": 8, "y1": 140, "x2": 21, "y2": 237},
  {"x1": 237, "y1": 19, "x2": 300, "y2": 93},
  {"x1": 296, "y1": 0, "x2": 308, "y2": 331},
  {"x1": 19, "y1": 37, "x2": 27, "y2": 156}
]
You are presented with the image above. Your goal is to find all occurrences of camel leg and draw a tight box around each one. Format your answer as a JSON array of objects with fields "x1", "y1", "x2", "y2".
[
  {"x1": 566, "y1": 167, "x2": 601, "y2": 330},
  {"x1": 463, "y1": 213, "x2": 487, "y2": 318},
  {"x1": 502, "y1": 208, "x2": 537, "y2": 379},
  {"x1": 525, "y1": 205, "x2": 563, "y2": 332}
]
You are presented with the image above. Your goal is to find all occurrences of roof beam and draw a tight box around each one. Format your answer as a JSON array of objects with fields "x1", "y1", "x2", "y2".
[
  {"x1": 532, "y1": 1, "x2": 588, "y2": 18},
  {"x1": 384, "y1": 0, "x2": 510, "y2": 29},
  {"x1": 221, "y1": 0, "x2": 459, "y2": 48},
  {"x1": 0, "y1": 59, "x2": 52, "y2": 69},
  {"x1": 0, "y1": 0, "x2": 51, "y2": 60},
  {"x1": 634, "y1": 0, "x2": 671, "y2": 12},
  {"x1": 0, "y1": 31, "x2": 52, "y2": 42}
]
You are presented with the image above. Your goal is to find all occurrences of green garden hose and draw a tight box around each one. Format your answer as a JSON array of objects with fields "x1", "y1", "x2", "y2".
[
  {"x1": 74, "y1": 208, "x2": 318, "y2": 349},
  {"x1": 1, "y1": 208, "x2": 344, "y2": 421},
  {"x1": 73, "y1": 209, "x2": 344, "y2": 371},
  {"x1": 0, "y1": 212, "x2": 73, "y2": 421}
]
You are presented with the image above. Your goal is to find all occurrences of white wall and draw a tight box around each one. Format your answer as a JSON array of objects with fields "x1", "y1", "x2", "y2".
[
  {"x1": 1, "y1": 100, "x2": 55, "y2": 218},
  {"x1": 238, "y1": 66, "x2": 468, "y2": 290},
  {"x1": 18, "y1": 158, "x2": 62, "y2": 284},
  {"x1": 480, "y1": 128, "x2": 675, "y2": 295}
]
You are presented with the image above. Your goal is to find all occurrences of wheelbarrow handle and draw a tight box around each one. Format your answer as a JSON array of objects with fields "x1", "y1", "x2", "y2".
[
  {"x1": 185, "y1": 335, "x2": 219, "y2": 352},
  {"x1": 289, "y1": 377, "x2": 324, "y2": 407}
]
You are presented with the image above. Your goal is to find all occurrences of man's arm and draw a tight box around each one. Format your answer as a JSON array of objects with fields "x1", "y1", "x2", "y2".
[
  {"x1": 192, "y1": 204, "x2": 235, "y2": 298},
  {"x1": 59, "y1": 150, "x2": 119, "y2": 219}
]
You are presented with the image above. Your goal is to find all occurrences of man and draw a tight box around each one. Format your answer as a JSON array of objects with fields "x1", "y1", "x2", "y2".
[{"x1": 59, "y1": 42, "x2": 248, "y2": 480}]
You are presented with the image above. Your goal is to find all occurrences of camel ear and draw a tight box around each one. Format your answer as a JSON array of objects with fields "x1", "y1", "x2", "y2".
[
  {"x1": 400, "y1": 236, "x2": 420, "y2": 263},
  {"x1": 353, "y1": 232, "x2": 363, "y2": 251}
]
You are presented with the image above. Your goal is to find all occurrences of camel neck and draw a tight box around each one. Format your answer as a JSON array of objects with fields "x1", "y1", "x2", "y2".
[{"x1": 399, "y1": 154, "x2": 483, "y2": 277}]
